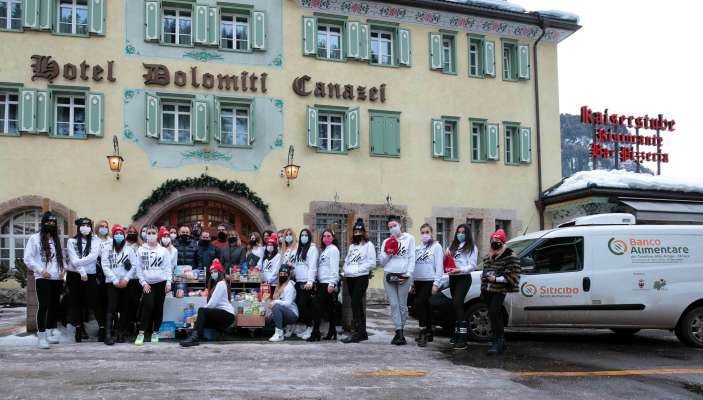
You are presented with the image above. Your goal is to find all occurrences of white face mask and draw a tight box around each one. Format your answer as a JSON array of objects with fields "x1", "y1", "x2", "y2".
[
  {"x1": 211, "y1": 272, "x2": 219, "y2": 281},
  {"x1": 266, "y1": 245, "x2": 274, "y2": 253},
  {"x1": 79, "y1": 226, "x2": 92, "y2": 236},
  {"x1": 146, "y1": 234, "x2": 158, "y2": 243},
  {"x1": 169, "y1": 233, "x2": 177, "y2": 241},
  {"x1": 421, "y1": 234, "x2": 432, "y2": 243},
  {"x1": 161, "y1": 237, "x2": 171, "y2": 246}
]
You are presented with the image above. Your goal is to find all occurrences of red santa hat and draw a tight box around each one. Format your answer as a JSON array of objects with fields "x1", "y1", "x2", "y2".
[
  {"x1": 490, "y1": 229, "x2": 507, "y2": 243},
  {"x1": 210, "y1": 258, "x2": 224, "y2": 274},
  {"x1": 111, "y1": 224, "x2": 125, "y2": 237}
]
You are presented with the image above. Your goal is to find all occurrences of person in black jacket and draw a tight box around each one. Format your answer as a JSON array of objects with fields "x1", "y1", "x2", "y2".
[
  {"x1": 174, "y1": 225, "x2": 198, "y2": 267},
  {"x1": 220, "y1": 230, "x2": 246, "y2": 277},
  {"x1": 194, "y1": 231, "x2": 221, "y2": 285}
]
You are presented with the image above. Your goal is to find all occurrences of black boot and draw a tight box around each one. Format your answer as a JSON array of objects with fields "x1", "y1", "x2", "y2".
[
  {"x1": 391, "y1": 330, "x2": 401, "y2": 345},
  {"x1": 104, "y1": 314, "x2": 115, "y2": 346},
  {"x1": 449, "y1": 323, "x2": 458, "y2": 345},
  {"x1": 453, "y1": 321, "x2": 468, "y2": 350},
  {"x1": 98, "y1": 326, "x2": 106, "y2": 342},
  {"x1": 358, "y1": 318, "x2": 368, "y2": 341},
  {"x1": 180, "y1": 332, "x2": 200, "y2": 347},
  {"x1": 417, "y1": 329, "x2": 428, "y2": 348},
  {"x1": 487, "y1": 337, "x2": 505, "y2": 355},
  {"x1": 395, "y1": 330, "x2": 407, "y2": 346},
  {"x1": 307, "y1": 330, "x2": 321, "y2": 342},
  {"x1": 116, "y1": 331, "x2": 125, "y2": 344},
  {"x1": 323, "y1": 324, "x2": 337, "y2": 341},
  {"x1": 74, "y1": 325, "x2": 83, "y2": 343},
  {"x1": 426, "y1": 327, "x2": 434, "y2": 343},
  {"x1": 341, "y1": 320, "x2": 357, "y2": 343}
]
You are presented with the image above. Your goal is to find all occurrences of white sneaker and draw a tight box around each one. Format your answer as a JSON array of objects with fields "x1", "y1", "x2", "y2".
[
  {"x1": 299, "y1": 326, "x2": 313, "y2": 340},
  {"x1": 284, "y1": 327, "x2": 293, "y2": 338},
  {"x1": 294, "y1": 323, "x2": 305, "y2": 336},
  {"x1": 47, "y1": 329, "x2": 61, "y2": 344},
  {"x1": 269, "y1": 328, "x2": 284, "y2": 342},
  {"x1": 37, "y1": 332, "x2": 50, "y2": 349}
]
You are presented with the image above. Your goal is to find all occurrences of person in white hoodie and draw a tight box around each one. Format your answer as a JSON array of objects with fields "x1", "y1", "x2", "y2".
[
  {"x1": 134, "y1": 225, "x2": 172, "y2": 346},
  {"x1": 23, "y1": 212, "x2": 65, "y2": 349},
  {"x1": 291, "y1": 228, "x2": 318, "y2": 340},
  {"x1": 341, "y1": 219, "x2": 376, "y2": 344},
  {"x1": 180, "y1": 259, "x2": 235, "y2": 347},
  {"x1": 258, "y1": 233, "x2": 282, "y2": 293},
  {"x1": 413, "y1": 223, "x2": 444, "y2": 347},
  {"x1": 66, "y1": 217, "x2": 102, "y2": 342},
  {"x1": 94, "y1": 219, "x2": 112, "y2": 343},
  {"x1": 101, "y1": 224, "x2": 138, "y2": 346},
  {"x1": 380, "y1": 216, "x2": 416, "y2": 346},
  {"x1": 267, "y1": 264, "x2": 298, "y2": 342},
  {"x1": 444, "y1": 223, "x2": 478, "y2": 350},
  {"x1": 309, "y1": 229, "x2": 340, "y2": 342},
  {"x1": 158, "y1": 226, "x2": 178, "y2": 277}
]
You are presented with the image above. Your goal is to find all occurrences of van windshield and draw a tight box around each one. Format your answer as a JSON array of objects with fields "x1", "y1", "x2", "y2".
[{"x1": 506, "y1": 239, "x2": 535, "y2": 257}]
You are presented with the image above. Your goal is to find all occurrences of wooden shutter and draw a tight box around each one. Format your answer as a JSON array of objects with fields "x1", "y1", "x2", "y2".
[
  {"x1": 487, "y1": 123, "x2": 499, "y2": 160},
  {"x1": 431, "y1": 118, "x2": 444, "y2": 157},
  {"x1": 86, "y1": 92, "x2": 104, "y2": 137},
  {"x1": 38, "y1": 0, "x2": 53, "y2": 30},
  {"x1": 19, "y1": 89, "x2": 36, "y2": 132},
  {"x1": 306, "y1": 106, "x2": 318, "y2": 148},
  {"x1": 192, "y1": 100, "x2": 209, "y2": 143},
  {"x1": 518, "y1": 44, "x2": 530, "y2": 80},
  {"x1": 370, "y1": 114, "x2": 384, "y2": 155},
  {"x1": 519, "y1": 127, "x2": 531, "y2": 163},
  {"x1": 398, "y1": 28, "x2": 411, "y2": 66},
  {"x1": 145, "y1": 92, "x2": 159, "y2": 138},
  {"x1": 429, "y1": 32, "x2": 442, "y2": 70},
  {"x1": 302, "y1": 16, "x2": 317, "y2": 55},
  {"x1": 358, "y1": 23, "x2": 369, "y2": 60},
  {"x1": 345, "y1": 108, "x2": 360, "y2": 150},
  {"x1": 484, "y1": 40, "x2": 495, "y2": 77},
  {"x1": 88, "y1": 0, "x2": 105, "y2": 35},
  {"x1": 213, "y1": 98, "x2": 221, "y2": 142},
  {"x1": 346, "y1": 21, "x2": 360, "y2": 59},
  {"x1": 385, "y1": 115, "x2": 400, "y2": 156},
  {"x1": 23, "y1": 0, "x2": 40, "y2": 29},
  {"x1": 252, "y1": 10, "x2": 266, "y2": 50},
  {"x1": 194, "y1": 4, "x2": 209, "y2": 44},
  {"x1": 207, "y1": 7, "x2": 218, "y2": 46},
  {"x1": 144, "y1": 1, "x2": 160, "y2": 41},
  {"x1": 34, "y1": 90, "x2": 50, "y2": 134},
  {"x1": 247, "y1": 103, "x2": 255, "y2": 145}
]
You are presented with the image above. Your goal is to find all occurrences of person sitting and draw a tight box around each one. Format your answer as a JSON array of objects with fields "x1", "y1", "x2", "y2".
[
  {"x1": 267, "y1": 264, "x2": 298, "y2": 342},
  {"x1": 180, "y1": 259, "x2": 234, "y2": 347}
]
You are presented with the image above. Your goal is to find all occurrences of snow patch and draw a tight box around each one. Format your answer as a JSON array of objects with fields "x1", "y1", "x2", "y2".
[
  {"x1": 535, "y1": 9, "x2": 580, "y2": 23},
  {"x1": 444, "y1": 0, "x2": 526, "y2": 14},
  {"x1": 545, "y1": 170, "x2": 703, "y2": 197}
]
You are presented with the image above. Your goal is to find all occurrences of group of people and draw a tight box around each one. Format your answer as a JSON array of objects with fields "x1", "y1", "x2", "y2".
[{"x1": 25, "y1": 212, "x2": 521, "y2": 354}]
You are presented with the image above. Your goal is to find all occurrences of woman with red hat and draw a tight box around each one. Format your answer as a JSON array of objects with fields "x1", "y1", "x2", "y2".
[
  {"x1": 258, "y1": 233, "x2": 282, "y2": 294},
  {"x1": 159, "y1": 226, "x2": 178, "y2": 281},
  {"x1": 100, "y1": 224, "x2": 139, "y2": 345},
  {"x1": 180, "y1": 259, "x2": 234, "y2": 347},
  {"x1": 480, "y1": 229, "x2": 520, "y2": 354}
]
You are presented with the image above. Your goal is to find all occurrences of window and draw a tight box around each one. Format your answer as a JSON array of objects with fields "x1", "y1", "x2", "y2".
[
  {"x1": 220, "y1": 13, "x2": 249, "y2": 51},
  {"x1": 444, "y1": 120, "x2": 458, "y2": 160},
  {"x1": 505, "y1": 125, "x2": 521, "y2": 164},
  {"x1": 523, "y1": 237, "x2": 584, "y2": 274},
  {"x1": 368, "y1": 215, "x2": 390, "y2": 261},
  {"x1": 306, "y1": 106, "x2": 359, "y2": 153},
  {"x1": 495, "y1": 220, "x2": 511, "y2": 239},
  {"x1": 430, "y1": 32, "x2": 455, "y2": 74},
  {"x1": 162, "y1": 7, "x2": 192, "y2": 46},
  {"x1": 317, "y1": 23, "x2": 343, "y2": 60},
  {"x1": 57, "y1": 0, "x2": 88, "y2": 35},
  {"x1": 502, "y1": 44, "x2": 514, "y2": 80},
  {"x1": 370, "y1": 111, "x2": 400, "y2": 157},
  {"x1": 161, "y1": 102, "x2": 191, "y2": 143},
  {"x1": 502, "y1": 41, "x2": 529, "y2": 81},
  {"x1": 441, "y1": 35, "x2": 455, "y2": 73},
  {"x1": 220, "y1": 105, "x2": 250, "y2": 146},
  {"x1": 466, "y1": 218, "x2": 481, "y2": 249},
  {"x1": 315, "y1": 213, "x2": 348, "y2": 257},
  {"x1": 432, "y1": 118, "x2": 458, "y2": 160},
  {"x1": 0, "y1": 0, "x2": 21, "y2": 30},
  {"x1": 370, "y1": 30, "x2": 393, "y2": 66},
  {"x1": 471, "y1": 121, "x2": 484, "y2": 161},
  {"x1": 436, "y1": 218, "x2": 453, "y2": 249},
  {"x1": 469, "y1": 38, "x2": 482, "y2": 76},
  {"x1": 0, "y1": 209, "x2": 68, "y2": 269},
  {"x1": 55, "y1": 95, "x2": 86, "y2": 138},
  {"x1": 0, "y1": 91, "x2": 18, "y2": 135},
  {"x1": 318, "y1": 112, "x2": 344, "y2": 152}
]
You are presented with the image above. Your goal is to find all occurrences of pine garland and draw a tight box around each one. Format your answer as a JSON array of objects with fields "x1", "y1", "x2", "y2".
[{"x1": 132, "y1": 174, "x2": 271, "y2": 223}]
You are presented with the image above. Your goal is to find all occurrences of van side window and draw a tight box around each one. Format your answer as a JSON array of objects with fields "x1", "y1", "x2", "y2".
[{"x1": 522, "y1": 236, "x2": 584, "y2": 274}]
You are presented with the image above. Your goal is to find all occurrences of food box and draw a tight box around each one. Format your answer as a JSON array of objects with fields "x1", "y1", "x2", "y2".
[
  {"x1": 236, "y1": 314, "x2": 265, "y2": 328},
  {"x1": 158, "y1": 321, "x2": 177, "y2": 338}
]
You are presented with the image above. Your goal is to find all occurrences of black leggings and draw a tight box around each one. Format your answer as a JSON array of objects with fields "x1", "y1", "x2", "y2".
[
  {"x1": 36, "y1": 279, "x2": 62, "y2": 332},
  {"x1": 125, "y1": 279, "x2": 142, "y2": 335},
  {"x1": 66, "y1": 271, "x2": 104, "y2": 328},
  {"x1": 413, "y1": 281, "x2": 434, "y2": 329},
  {"x1": 295, "y1": 282, "x2": 315, "y2": 326},
  {"x1": 449, "y1": 274, "x2": 472, "y2": 322},
  {"x1": 106, "y1": 284, "x2": 132, "y2": 333},
  {"x1": 485, "y1": 292, "x2": 506, "y2": 340},
  {"x1": 312, "y1": 282, "x2": 336, "y2": 334},
  {"x1": 140, "y1": 281, "x2": 167, "y2": 335},
  {"x1": 194, "y1": 308, "x2": 234, "y2": 337},
  {"x1": 346, "y1": 275, "x2": 368, "y2": 329}
]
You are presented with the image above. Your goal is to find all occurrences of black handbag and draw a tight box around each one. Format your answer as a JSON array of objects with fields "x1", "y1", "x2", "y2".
[{"x1": 385, "y1": 273, "x2": 405, "y2": 284}]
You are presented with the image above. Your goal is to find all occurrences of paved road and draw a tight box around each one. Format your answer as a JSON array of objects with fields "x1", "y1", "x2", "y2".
[{"x1": 1, "y1": 306, "x2": 702, "y2": 399}]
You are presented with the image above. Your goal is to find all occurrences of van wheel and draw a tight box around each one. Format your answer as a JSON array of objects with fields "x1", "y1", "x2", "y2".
[
  {"x1": 610, "y1": 328, "x2": 640, "y2": 336},
  {"x1": 465, "y1": 303, "x2": 492, "y2": 343},
  {"x1": 676, "y1": 307, "x2": 703, "y2": 348}
]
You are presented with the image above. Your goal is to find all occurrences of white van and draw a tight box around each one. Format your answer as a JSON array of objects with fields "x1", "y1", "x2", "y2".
[{"x1": 444, "y1": 214, "x2": 703, "y2": 348}]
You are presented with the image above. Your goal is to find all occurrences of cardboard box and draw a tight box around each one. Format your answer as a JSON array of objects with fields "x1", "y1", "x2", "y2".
[{"x1": 236, "y1": 314, "x2": 265, "y2": 328}]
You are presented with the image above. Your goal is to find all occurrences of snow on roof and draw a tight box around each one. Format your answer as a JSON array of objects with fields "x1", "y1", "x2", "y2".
[
  {"x1": 534, "y1": 9, "x2": 580, "y2": 23},
  {"x1": 544, "y1": 169, "x2": 703, "y2": 197},
  {"x1": 443, "y1": 0, "x2": 526, "y2": 14}
]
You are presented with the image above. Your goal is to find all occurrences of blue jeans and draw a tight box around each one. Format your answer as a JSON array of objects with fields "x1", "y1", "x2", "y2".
[{"x1": 272, "y1": 304, "x2": 297, "y2": 330}]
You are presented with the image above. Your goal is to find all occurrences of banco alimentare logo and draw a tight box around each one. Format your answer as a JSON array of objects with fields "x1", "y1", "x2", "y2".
[
  {"x1": 520, "y1": 282, "x2": 537, "y2": 297},
  {"x1": 608, "y1": 237, "x2": 628, "y2": 255}
]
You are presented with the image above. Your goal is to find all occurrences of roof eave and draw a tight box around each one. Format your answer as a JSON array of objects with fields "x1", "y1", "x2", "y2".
[{"x1": 542, "y1": 187, "x2": 703, "y2": 205}]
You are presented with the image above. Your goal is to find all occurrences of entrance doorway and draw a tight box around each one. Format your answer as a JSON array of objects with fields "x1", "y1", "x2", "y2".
[{"x1": 155, "y1": 199, "x2": 259, "y2": 237}]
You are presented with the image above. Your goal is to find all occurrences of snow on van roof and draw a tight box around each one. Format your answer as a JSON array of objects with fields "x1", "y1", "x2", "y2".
[{"x1": 544, "y1": 170, "x2": 703, "y2": 197}]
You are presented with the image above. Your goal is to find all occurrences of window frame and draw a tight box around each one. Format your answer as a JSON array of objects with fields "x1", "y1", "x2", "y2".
[
  {"x1": 522, "y1": 236, "x2": 585, "y2": 275},
  {"x1": 502, "y1": 40, "x2": 519, "y2": 81},
  {"x1": 316, "y1": 22, "x2": 344, "y2": 61},
  {"x1": 435, "y1": 217, "x2": 453, "y2": 249},
  {"x1": 160, "y1": 100, "x2": 193, "y2": 145},
  {"x1": 55, "y1": 0, "x2": 89, "y2": 37},
  {"x1": 468, "y1": 36, "x2": 484, "y2": 78},
  {"x1": 161, "y1": 6, "x2": 193, "y2": 47},
  {"x1": 368, "y1": 215, "x2": 390, "y2": 261},
  {"x1": 441, "y1": 117, "x2": 459, "y2": 161},
  {"x1": 0, "y1": 0, "x2": 22, "y2": 32},
  {"x1": 0, "y1": 90, "x2": 19, "y2": 136},
  {"x1": 470, "y1": 119, "x2": 487, "y2": 162},
  {"x1": 218, "y1": 102, "x2": 251, "y2": 148},
  {"x1": 0, "y1": 209, "x2": 69, "y2": 270},
  {"x1": 314, "y1": 213, "x2": 348, "y2": 258},
  {"x1": 504, "y1": 123, "x2": 521, "y2": 165},
  {"x1": 440, "y1": 33, "x2": 456, "y2": 75},
  {"x1": 53, "y1": 93, "x2": 87, "y2": 139},
  {"x1": 370, "y1": 28, "x2": 394, "y2": 67},
  {"x1": 316, "y1": 110, "x2": 346, "y2": 154},
  {"x1": 219, "y1": 12, "x2": 250, "y2": 52}
]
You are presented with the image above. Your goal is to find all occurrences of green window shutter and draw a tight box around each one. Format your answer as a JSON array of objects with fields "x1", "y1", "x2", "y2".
[
  {"x1": 23, "y1": 0, "x2": 40, "y2": 29},
  {"x1": 302, "y1": 16, "x2": 317, "y2": 56},
  {"x1": 398, "y1": 28, "x2": 411, "y2": 66},
  {"x1": 145, "y1": 92, "x2": 159, "y2": 138},
  {"x1": 484, "y1": 40, "x2": 495, "y2": 77},
  {"x1": 346, "y1": 21, "x2": 360, "y2": 59},
  {"x1": 370, "y1": 114, "x2": 384, "y2": 155},
  {"x1": 518, "y1": 44, "x2": 530, "y2": 80},
  {"x1": 88, "y1": 0, "x2": 105, "y2": 35},
  {"x1": 86, "y1": 92, "x2": 104, "y2": 137},
  {"x1": 213, "y1": 99, "x2": 221, "y2": 143},
  {"x1": 194, "y1": 4, "x2": 209, "y2": 44},
  {"x1": 35, "y1": 90, "x2": 51, "y2": 134},
  {"x1": 252, "y1": 10, "x2": 266, "y2": 50},
  {"x1": 345, "y1": 108, "x2": 360, "y2": 150},
  {"x1": 519, "y1": 127, "x2": 531, "y2": 163},
  {"x1": 431, "y1": 118, "x2": 444, "y2": 157},
  {"x1": 358, "y1": 23, "x2": 369, "y2": 60},
  {"x1": 487, "y1": 123, "x2": 499, "y2": 160},
  {"x1": 19, "y1": 89, "x2": 36, "y2": 133},
  {"x1": 429, "y1": 32, "x2": 442, "y2": 70},
  {"x1": 247, "y1": 103, "x2": 255, "y2": 145},
  {"x1": 38, "y1": 0, "x2": 53, "y2": 30},
  {"x1": 306, "y1": 106, "x2": 318, "y2": 148},
  {"x1": 192, "y1": 100, "x2": 208, "y2": 143},
  {"x1": 144, "y1": 1, "x2": 160, "y2": 41},
  {"x1": 385, "y1": 115, "x2": 400, "y2": 156},
  {"x1": 207, "y1": 7, "x2": 218, "y2": 46}
]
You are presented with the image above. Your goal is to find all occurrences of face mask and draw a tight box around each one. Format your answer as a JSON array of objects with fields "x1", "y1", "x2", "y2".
[
  {"x1": 323, "y1": 237, "x2": 333, "y2": 246},
  {"x1": 266, "y1": 245, "x2": 274, "y2": 253},
  {"x1": 352, "y1": 234, "x2": 363, "y2": 244},
  {"x1": 80, "y1": 226, "x2": 92, "y2": 236},
  {"x1": 491, "y1": 241, "x2": 503, "y2": 250},
  {"x1": 421, "y1": 234, "x2": 432, "y2": 244},
  {"x1": 285, "y1": 235, "x2": 294, "y2": 244},
  {"x1": 161, "y1": 237, "x2": 171, "y2": 246},
  {"x1": 228, "y1": 237, "x2": 238, "y2": 244},
  {"x1": 127, "y1": 233, "x2": 138, "y2": 242},
  {"x1": 249, "y1": 239, "x2": 257, "y2": 246},
  {"x1": 98, "y1": 227, "x2": 109, "y2": 237},
  {"x1": 456, "y1": 233, "x2": 466, "y2": 243},
  {"x1": 217, "y1": 232, "x2": 227, "y2": 241},
  {"x1": 42, "y1": 223, "x2": 57, "y2": 234},
  {"x1": 113, "y1": 234, "x2": 125, "y2": 244},
  {"x1": 389, "y1": 226, "x2": 401, "y2": 236},
  {"x1": 300, "y1": 235, "x2": 309, "y2": 245},
  {"x1": 211, "y1": 272, "x2": 219, "y2": 281},
  {"x1": 199, "y1": 239, "x2": 210, "y2": 247},
  {"x1": 141, "y1": 232, "x2": 148, "y2": 241},
  {"x1": 170, "y1": 233, "x2": 177, "y2": 241},
  {"x1": 278, "y1": 274, "x2": 288, "y2": 282},
  {"x1": 146, "y1": 234, "x2": 158, "y2": 243}
]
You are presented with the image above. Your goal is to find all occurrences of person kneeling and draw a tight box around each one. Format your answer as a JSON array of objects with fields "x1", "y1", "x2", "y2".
[
  {"x1": 268, "y1": 265, "x2": 298, "y2": 342},
  {"x1": 181, "y1": 259, "x2": 234, "y2": 347}
]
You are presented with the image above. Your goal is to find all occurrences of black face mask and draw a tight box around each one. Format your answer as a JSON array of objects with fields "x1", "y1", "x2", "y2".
[
  {"x1": 179, "y1": 234, "x2": 190, "y2": 241},
  {"x1": 490, "y1": 241, "x2": 503, "y2": 250},
  {"x1": 199, "y1": 240, "x2": 211, "y2": 247},
  {"x1": 41, "y1": 223, "x2": 57, "y2": 234},
  {"x1": 228, "y1": 237, "x2": 238, "y2": 244},
  {"x1": 127, "y1": 233, "x2": 138, "y2": 242},
  {"x1": 217, "y1": 232, "x2": 227, "y2": 241},
  {"x1": 278, "y1": 275, "x2": 288, "y2": 283},
  {"x1": 352, "y1": 234, "x2": 363, "y2": 244},
  {"x1": 249, "y1": 239, "x2": 257, "y2": 246}
]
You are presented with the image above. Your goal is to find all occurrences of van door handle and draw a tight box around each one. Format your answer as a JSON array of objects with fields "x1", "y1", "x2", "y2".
[{"x1": 583, "y1": 277, "x2": 591, "y2": 292}]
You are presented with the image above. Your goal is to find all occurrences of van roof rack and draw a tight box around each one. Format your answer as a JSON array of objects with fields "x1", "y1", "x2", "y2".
[{"x1": 558, "y1": 213, "x2": 636, "y2": 228}]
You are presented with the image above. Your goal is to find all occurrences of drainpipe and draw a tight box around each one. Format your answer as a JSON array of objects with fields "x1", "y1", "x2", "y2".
[{"x1": 533, "y1": 15, "x2": 547, "y2": 230}]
